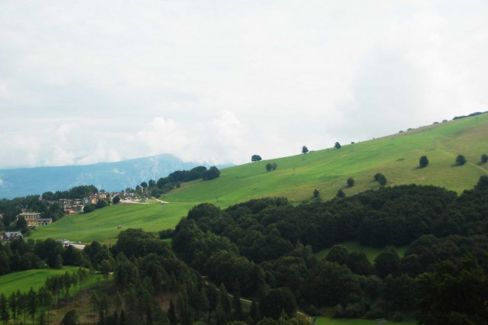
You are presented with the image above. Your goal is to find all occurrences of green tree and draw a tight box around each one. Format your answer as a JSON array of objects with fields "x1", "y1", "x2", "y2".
[
  {"x1": 347, "y1": 177, "x2": 355, "y2": 187},
  {"x1": 219, "y1": 283, "x2": 231, "y2": 314},
  {"x1": 0, "y1": 294, "x2": 9, "y2": 325},
  {"x1": 475, "y1": 175, "x2": 488, "y2": 191},
  {"x1": 302, "y1": 146, "x2": 309, "y2": 154},
  {"x1": 112, "y1": 196, "x2": 121, "y2": 204},
  {"x1": 16, "y1": 217, "x2": 27, "y2": 232},
  {"x1": 252, "y1": 155, "x2": 263, "y2": 162},
  {"x1": 481, "y1": 153, "x2": 488, "y2": 164},
  {"x1": 203, "y1": 167, "x2": 221, "y2": 180},
  {"x1": 374, "y1": 173, "x2": 387, "y2": 186},
  {"x1": 167, "y1": 300, "x2": 177, "y2": 325},
  {"x1": 334, "y1": 142, "x2": 341, "y2": 149},
  {"x1": 336, "y1": 189, "x2": 346, "y2": 198},
  {"x1": 456, "y1": 154, "x2": 466, "y2": 166},
  {"x1": 374, "y1": 248, "x2": 400, "y2": 278},
  {"x1": 27, "y1": 288, "x2": 37, "y2": 323},
  {"x1": 419, "y1": 155, "x2": 429, "y2": 168},
  {"x1": 313, "y1": 189, "x2": 320, "y2": 199}
]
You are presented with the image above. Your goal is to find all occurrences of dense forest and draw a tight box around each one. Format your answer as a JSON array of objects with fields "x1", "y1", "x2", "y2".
[{"x1": 170, "y1": 176, "x2": 488, "y2": 324}]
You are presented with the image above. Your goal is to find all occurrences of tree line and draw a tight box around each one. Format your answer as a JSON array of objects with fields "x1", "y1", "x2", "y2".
[{"x1": 0, "y1": 268, "x2": 90, "y2": 325}]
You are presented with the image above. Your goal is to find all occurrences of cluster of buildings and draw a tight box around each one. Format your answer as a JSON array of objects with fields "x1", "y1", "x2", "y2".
[{"x1": 57, "y1": 192, "x2": 115, "y2": 215}]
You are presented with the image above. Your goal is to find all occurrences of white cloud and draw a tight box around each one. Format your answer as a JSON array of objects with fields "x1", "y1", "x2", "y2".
[{"x1": 0, "y1": 0, "x2": 487, "y2": 168}]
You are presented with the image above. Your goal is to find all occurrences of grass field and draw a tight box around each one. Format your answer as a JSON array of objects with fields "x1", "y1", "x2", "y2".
[
  {"x1": 315, "y1": 242, "x2": 407, "y2": 262},
  {"x1": 31, "y1": 114, "x2": 488, "y2": 243},
  {"x1": 314, "y1": 316, "x2": 416, "y2": 325},
  {"x1": 0, "y1": 267, "x2": 91, "y2": 296}
]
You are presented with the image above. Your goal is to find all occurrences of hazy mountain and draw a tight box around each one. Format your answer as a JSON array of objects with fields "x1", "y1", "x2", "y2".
[{"x1": 0, "y1": 154, "x2": 205, "y2": 199}]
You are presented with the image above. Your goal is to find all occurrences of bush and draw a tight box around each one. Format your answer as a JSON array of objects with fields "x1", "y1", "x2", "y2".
[
  {"x1": 337, "y1": 189, "x2": 346, "y2": 198},
  {"x1": 374, "y1": 173, "x2": 387, "y2": 186},
  {"x1": 419, "y1": 156, "x2": 429, "y2": 168},
  {"x1": 203, "y1": 166, "x2": 221, "y2": 180},
  {"x1": 83, "y1": 204, "x2": 96, "y2": 214},
  {"x1": 112, "y1": 196, "x2": 121, "y2": 204},
  {"x1": 347, "y1": 177, "x2": 355, "y2": 188},
  {"x1": 313, "y1": 189, "x2": 320, "y2": 198},
  {"x1": 335, "y1": 142, "x2": 341, "y2": 149},
  {"x1": 456, "y1": 154, "x2": 467, "y2": 166},
  {"x1": 481, "y1": 154, "x2": 488, "y2": 164},
  {"x1": 266, "y1": 163, "x2": 278, "y2": 172},
  {"x1": 302, "y1": 146, "x2": 309, "y2": 154}
]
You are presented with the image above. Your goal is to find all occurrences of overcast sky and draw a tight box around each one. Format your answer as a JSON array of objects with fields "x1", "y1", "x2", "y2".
[{"x1": 0, "y1": 0, "x2": 487, "y2": 168}]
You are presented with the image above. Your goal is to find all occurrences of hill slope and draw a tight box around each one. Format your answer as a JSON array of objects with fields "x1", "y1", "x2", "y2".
[
  {"x1": 0, "y1": 154, "x2": 201, "y2": 199},
  {"x1": 32, "y1": 113, "x2": 488, "y2": 242}
]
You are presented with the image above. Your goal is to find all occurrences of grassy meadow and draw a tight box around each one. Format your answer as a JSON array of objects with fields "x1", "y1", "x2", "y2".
[
  {"x1": 32, "y1": 113, "x2": 488, "y2": 243},
  {"x1": 0, "y1": 267, "x2": 87, "y2": 296}
]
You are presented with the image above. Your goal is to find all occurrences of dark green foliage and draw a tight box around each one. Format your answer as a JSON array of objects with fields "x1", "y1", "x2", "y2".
[
  {"x1": 336, "y1": 189, "x2": 345, "y2": 198},
  {"x1": 374, "y1": 173, "x2": 387, "y2": 186},
  {"x1": 481, "y1": 153, "x2": 488, "y2": 164},
  {"x1": 419, "y1": 155, "x2": 429, "y2": 168},
  {"x1": 168, "y1": 300, "x2": 177, "y2": 324},
  {"x1": 83, "y1": 204, "x2": 96, "y2": 214},
  {"x1": 259, "y1": 288, "x2": 297, "y2": 320},
  {"x1": 374, "y1": 248, "x2": 400, "y2": 278},
  {"x1": 252, "y1": 155, "x2": 263, "y2": 162},
  {"x1": 335, "y1": 142, "x2": 341, "y2": 149},
  {"x1": 456, "y1": 154, "x2": 467, "y2": 166},
  {"x1": 475, "y1": 175, "x2": 488, "y2": 191},
  {"x1": 266, "y1": 163, "x2": 278, "y2": 172},
  {"x1": 313, "y1": 189, "x2": 320, "y2": 199},
  {"x1": 302, "y1": 146, "x2": 309, "y2": 154},
  {"x1": 15, "y1": 217, "x2": 27, "y2": 232},
  {"x1": 203, "y1": 166, "x2": 221, "y2": 181},
  {"x1": 112, "y1": 195, "x2": 121, "y2": 204},
  {"x1": 347, "y1": 177, "x2": 355, "y2": 187}
]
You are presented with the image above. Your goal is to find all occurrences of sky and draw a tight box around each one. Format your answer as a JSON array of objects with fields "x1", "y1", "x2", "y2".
[{"x1": 0, "y1": 0, "x2": 487, "y2": 168}]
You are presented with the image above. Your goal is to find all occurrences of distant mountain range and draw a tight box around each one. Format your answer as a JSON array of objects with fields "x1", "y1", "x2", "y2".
[{"x1": 0, "y1": 154, "x2": 208, "y2": 199}]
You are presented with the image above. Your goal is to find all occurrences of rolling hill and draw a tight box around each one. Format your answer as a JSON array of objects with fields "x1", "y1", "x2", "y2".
[{"x1": 31, "y1": 113, "x2": 488, "y2": 243}]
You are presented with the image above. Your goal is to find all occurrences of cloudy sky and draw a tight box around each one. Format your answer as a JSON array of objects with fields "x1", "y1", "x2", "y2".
[{"x1": 0, "y1": 0, "x2": 487, "y2": 168}]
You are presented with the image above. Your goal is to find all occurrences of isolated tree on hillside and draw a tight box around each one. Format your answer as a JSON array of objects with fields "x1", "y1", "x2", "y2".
[
  {"x1": 302, "y1": 146, "x2": 309, "y2": 154},
  {"x1": 336, "y1": 189, "x2": 346, "y2": 198},
  {"x1": 266, "y1": 163, "x2": 277, "y2": 172},
  {"x1": 347, "y1": 177, "x2": 355, "y2": 188},
  {"x1": 335, "y1": 142, "x2": 341, "y2": 149},
  {"x1": 251, "y1": 155, "x2": 262, "y2": 162},
  {"x1": 481, "y1": 154, "x2": 488, "y2": 164},
  {"x1": 456, "y1": 154, "x2": 467, "y2": 166},
  {"x1": 374, "y1": 173, "x2": 387, "y2": 186},
  {"x1": 313, "y1": 189, "x2": 320, "y2": 199},
  {"x1": 419, "y1": 155, "x2": 429, "y2": 168}
]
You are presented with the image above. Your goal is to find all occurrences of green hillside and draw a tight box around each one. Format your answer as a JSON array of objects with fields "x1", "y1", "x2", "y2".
[
  {"x1": 0, "y1": 267, "x2": 83, "y2": 296},
  {"x1": 32, "y1": 113, "x2": 488, "y2": 243}
]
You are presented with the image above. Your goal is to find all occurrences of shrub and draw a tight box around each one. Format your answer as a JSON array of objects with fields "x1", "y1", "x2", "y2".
[
  {"x1": 456, "y1": 155, "x2": 467, "y2": 166},
  {"x1": 347, "y1": 177, "x2": 355, "y2": 187},
  {"x1": 374, "y1": 173, "x2": 387, "y2": 186},
  {"x1": 112, "y1": 196, "x2": 121, "y2": 204},
  {"x1": 302, "y1": 146, "x2": 309, "y2": 154},
  {"x1": 419, "y1": 156, "x2": 429, "y2": 168},
  {"x1": 337, "y1": 189, "x2": 346, "y2": 198},
  {"x1": 481, "y1": 154, "x2": 488, "y2": 164},
  {"x1": 83, "y1": 204, "x2": 96, "y2": 214},
  {"x1": 313, "y1": 189, "x2": 320, "y2": 198},
  {"x1": 266, "y1": 163, "x2": 277, "y2": 172},
  {"x1": 203, "y1": 166, "x2": 221, "y2": 180},
  {"x1": 335, "y1": 142, "x2": 341, "y2": 149}
]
